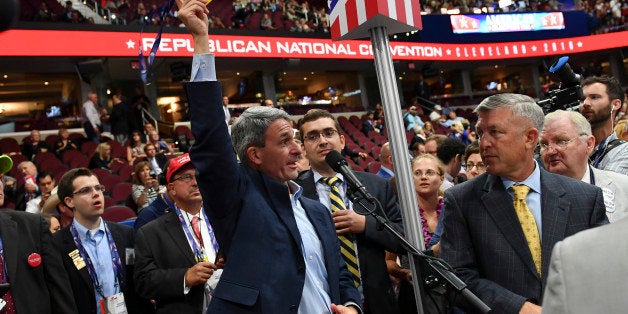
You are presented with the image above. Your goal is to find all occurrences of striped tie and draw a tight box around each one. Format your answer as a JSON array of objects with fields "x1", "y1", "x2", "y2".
[
  {"x1": 512, "y1": 184, "x2": 542, "y2": 276},
  {"x1": 322, "y1": 177, "x2": 361, "y2": 287}
]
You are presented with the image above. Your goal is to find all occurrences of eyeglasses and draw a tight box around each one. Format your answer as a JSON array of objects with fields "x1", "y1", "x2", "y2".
[
  {"x1": 71, "y1": 184, "x2": 106, "y2": 197},
  {"x1": 303, "y1": 129, "x2": 339, "y2": 143},
  {"x1": 464, "y1": 162, "x2": 486, "y2": 170},
  {"x1": 172, "y1": 173, "x2": 196, "y2": 183},
  {"x1": 414, "y1": 169, "x2": 440, "y2": 177},
  {"x1": 539, "y1": 135, "x2": 584, "y2": 151}
]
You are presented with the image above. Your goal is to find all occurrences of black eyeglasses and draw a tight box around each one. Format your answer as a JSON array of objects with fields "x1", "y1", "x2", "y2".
[
  {"x1": 172, "y1": 173, "x2": 196, "y2": 183},
  {"x1": 71, "y1": 184, "x2": 106, "y2": 197},
  {"x1": 303, "y1": 129, "x2": 339, "y2": 143}
]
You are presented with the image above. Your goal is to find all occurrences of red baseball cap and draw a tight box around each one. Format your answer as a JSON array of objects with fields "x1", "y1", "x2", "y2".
[{"x1": 166, "y1": 153, "x2": 193, "y2": 183}]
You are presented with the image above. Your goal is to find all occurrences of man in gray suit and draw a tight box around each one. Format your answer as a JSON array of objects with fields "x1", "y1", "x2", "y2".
[
  {"x1": 543, "y1": 217, "x2": 628, "y2": 314},
  {"x1": 440, "y1": 93, "x2": 608, "y2": 313},
  {"x1": 540, "y1": 110, "x2": 628, "y2": 223}
]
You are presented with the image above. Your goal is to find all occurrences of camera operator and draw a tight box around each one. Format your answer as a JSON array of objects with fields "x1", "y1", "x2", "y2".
[{"x1": 579, "y1": 76, "x2": 628, "y2": 175}]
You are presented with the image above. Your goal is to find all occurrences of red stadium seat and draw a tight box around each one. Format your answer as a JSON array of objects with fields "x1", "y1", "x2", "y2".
[
  {"x1": 102, "y1": 206, "x2": 136, "y2": 223},
  {"x1": 111, "y1": 182, "x2": 133, "y2": 204}
]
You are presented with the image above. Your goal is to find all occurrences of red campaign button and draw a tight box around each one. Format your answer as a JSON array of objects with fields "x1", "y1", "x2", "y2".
[{"x1": 28, "y1": 253, "x2": 42, "y2": 268}]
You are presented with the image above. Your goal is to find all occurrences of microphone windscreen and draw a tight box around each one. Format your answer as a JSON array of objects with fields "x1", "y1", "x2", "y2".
[{"x1": 324, "y1": 150, "x2": 346, "y2": 173}]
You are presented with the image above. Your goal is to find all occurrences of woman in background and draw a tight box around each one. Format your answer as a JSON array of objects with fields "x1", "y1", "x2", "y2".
[
  {"x1": 131, "y1": 161, "x2": 164, "y2": 212},
  {"x1": 386, "y1": 154, "x2": 445, "y2": 314},
  {"x1": 126, "y1": 131, "x2": 146, "y2": 165}
]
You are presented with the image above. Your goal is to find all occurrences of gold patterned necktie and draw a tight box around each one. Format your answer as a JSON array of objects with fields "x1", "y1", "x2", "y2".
[
  {"x1": 512, "y1": 184, "x2": 542, "y2": 276},
  {"x1": 322, "y1": 177, "x2": 361, "y2": 287}
]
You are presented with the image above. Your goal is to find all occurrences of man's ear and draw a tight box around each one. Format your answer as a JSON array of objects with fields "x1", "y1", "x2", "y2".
[
  {"x1": 246, "y1": 146, "x2": 263, "y2": 167},
  {"x1": 63, "y1": 196, "x2": 74, "y2": 210}
]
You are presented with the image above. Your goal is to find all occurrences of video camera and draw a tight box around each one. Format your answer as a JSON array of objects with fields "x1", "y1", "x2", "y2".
[{"x1": 537, "y1": 56, "x2": 583, "y2": 114}]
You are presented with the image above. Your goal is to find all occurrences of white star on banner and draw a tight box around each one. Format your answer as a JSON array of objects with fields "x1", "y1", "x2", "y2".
[
  {"x1": 126, "y1": 40, "x2": 135, "y2": 49},
  {"x1": 531, "y1": 45, "x2": 537, "y2": 51},
  {"x1": 577, "y1": 41, "x2": 583, "y2": 48}
]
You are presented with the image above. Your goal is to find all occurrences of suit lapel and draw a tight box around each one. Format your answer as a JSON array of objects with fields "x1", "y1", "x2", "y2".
[
  {"x1": 0, "y1": 213, "x2": 18, "y2": 284},
  {"x1": 539, "y1": 170, "x2": 569, "y2": 279},
  {"x1": 62, "y1": 227, "x2": 94, "y2": 290},
  {"x1": 481, "y1": 175, "x2": 539, "y2": 277},
  {"x1": 163, "y1": 212, "x2": 196, "y2": 265}
]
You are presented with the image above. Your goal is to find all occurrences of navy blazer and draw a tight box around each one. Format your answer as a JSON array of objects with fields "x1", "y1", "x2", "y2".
[
  {"x1": 296, "y1": 170, "x2": 403, "y2": 314},
  {"x1": 134, "y1": 211, "x2": 204, "y2": 313},
  {"x1": 440, "y1": 170, "x2": 608, "y2": 313},
  {"x1": 0, "y1": 211, "x2": 78, "y2": 314},
  {"x1": 184, "y1": 81, "x2": 360, "y2": 313}
]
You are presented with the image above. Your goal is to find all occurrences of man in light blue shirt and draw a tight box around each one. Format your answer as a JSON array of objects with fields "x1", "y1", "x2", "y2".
[{"x1": 52, "y1": 168, "x2": 144, "y2": 313}]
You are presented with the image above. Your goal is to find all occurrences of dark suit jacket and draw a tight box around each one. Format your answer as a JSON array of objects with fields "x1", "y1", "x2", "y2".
[
  {"x1": 135, "y1": 211, "x2": 204, "y2": 314},
  {"x1": 184, "y1": 81, "x2": 361, "y2": 313},
  {"x1": 296, "y1": 170, "x2": 403, "y2": 314},
  {"x1": 440, "y1": 170, "x2": 608, "y2": 313},
  {"x1": 0, "y1": 211, "x2": 78, "y2": 314},
  {"x1": 53, "y1": 220, "x2": 147, "y2": 314},
  {"x1": 148, "y1": 154, "x2": 168, "y2": 172}
]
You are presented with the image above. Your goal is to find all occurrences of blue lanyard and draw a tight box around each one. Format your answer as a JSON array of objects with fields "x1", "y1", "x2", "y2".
[
  {"x1": 138, "y1": 0, "x2": 174, "y2": 84},
  {"x1": 0, "y1": 242, "x2": 6, "y2": 283},
  {"x1": 591, "y1": 137, "x2": 607, "y2": 168},
  {"x1": 162, "y1": 193, "x2": 175, "y2": 213},
  {"x1": 70, "y1": 222, "x2": 124, "y2": 298},
  {"x1": 174, "y1": 204, "x2": 219, "y2": 263}
]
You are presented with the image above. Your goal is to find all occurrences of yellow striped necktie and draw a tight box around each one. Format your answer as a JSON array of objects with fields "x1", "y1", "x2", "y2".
[
  {"x1": 322, "y1": 177, "x2": 361, "y2": 287},
  {"x1": 512, "y1": 184, "x2": 542, "y2": 276}
]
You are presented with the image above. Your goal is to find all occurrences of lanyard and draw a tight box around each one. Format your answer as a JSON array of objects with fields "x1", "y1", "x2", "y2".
[
  {"x1": 590, "y1": 137, "x2": 607, "y2": 168},
  {"x1": 174, "y1": 204, "x2": 219, "y2": 263},
  {"x1": 162, "y1": 193, "x2": 175, "y2": 213},
  {"x1": 70, "y1": 223, "x2": 123, "y2": 298},
  {"x1": 0, "y1": 243, "x2": 6, "y2": 283},
  {"x1": 588, "y1": 165, "x2": 596, "y2": 186},
  {"x1": 138, "y1": 0, "x2": 174, "y2": 84}
]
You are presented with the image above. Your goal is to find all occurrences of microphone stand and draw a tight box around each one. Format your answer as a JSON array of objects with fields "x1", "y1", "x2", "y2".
[{"x1": 346, "y1": 188, "x2": 491, "y2": 314}]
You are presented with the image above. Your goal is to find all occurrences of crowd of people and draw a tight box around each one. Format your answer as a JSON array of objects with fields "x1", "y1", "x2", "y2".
[
  {"x1": 24, "y1": 0, "x2": 628, "y2": 34},
  {"x1": 1, "y1": 0, "x2": 628, "y2": 313}
]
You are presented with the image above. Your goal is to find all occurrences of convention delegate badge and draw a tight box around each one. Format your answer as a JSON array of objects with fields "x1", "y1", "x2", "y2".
[
  {"x1": 103, "y1": 292, "x2": 128, "y2": 314},
  {"x1": 27, "y1": 253, "x2": 41, "y2": 268}
]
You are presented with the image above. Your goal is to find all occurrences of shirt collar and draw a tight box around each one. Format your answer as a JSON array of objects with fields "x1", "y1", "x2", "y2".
[
  {"x1": 312, "y1": 168, "x2": 344, "y2": 185},
  {"x1": 581, "y1": 165, "x2": 591, "y2": 183},
  {"x1": 73, "y1": 217, "x2": 105, "y2": 239},
  {"x1": 501, "y1": 160, "x2": 542, "y2": 194},
  {"x1": 287, "y1": 180, "x2": 303, "y2": 200}
]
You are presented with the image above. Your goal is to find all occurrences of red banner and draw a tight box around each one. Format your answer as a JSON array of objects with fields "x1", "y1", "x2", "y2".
[{"x1": 1, "y1": 29, "x2": 626, "y2": 61}]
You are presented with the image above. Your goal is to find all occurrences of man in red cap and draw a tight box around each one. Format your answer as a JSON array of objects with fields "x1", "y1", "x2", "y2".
[{"x1": 134, "y1": 153, "x2": 223, "y2": 313}]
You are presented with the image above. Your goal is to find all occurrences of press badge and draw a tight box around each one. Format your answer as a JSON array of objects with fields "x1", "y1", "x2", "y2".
[{"x1": 100, "y1": 292, "x2": 128, "y2": 314}]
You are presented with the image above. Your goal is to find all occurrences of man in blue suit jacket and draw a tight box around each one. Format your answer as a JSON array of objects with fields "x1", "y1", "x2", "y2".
[
  {"x1": 178, "y1": 1, "x2": 361, "y2": 312},
  {"x1": 440, "y1": 94, "x2": 608, "y2": 313}
]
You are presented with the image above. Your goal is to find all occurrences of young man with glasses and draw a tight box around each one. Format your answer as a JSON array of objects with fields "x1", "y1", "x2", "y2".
[
  {"x1": 295, "y1": 108, "x2": 404, "y2": 314},
  {"x1": 135, "y1": 153, "x2": 223, "y2": 313},
  {"x1": 52, "y1": 168, "x2": 148, "y2": 313},
  {"x1": 540, "y1": 110, "x2": 628, "y2": 223}
]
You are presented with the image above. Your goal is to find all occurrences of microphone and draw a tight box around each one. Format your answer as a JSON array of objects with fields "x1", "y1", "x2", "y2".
[{"x1": 325, "y1": 150, "x2": 373, "y2": 200}]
